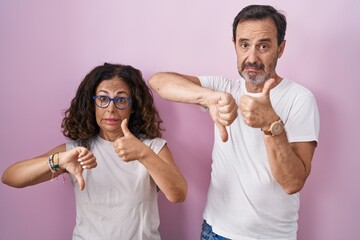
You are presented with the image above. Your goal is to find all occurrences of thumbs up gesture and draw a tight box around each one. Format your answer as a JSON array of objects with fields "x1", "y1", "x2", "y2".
[
  {"x1": 239, "y1": 78, "x2": 279, "y2": 129},
  {"x1": 113, "y1": 119, "x2": 146, "y2": 162}
]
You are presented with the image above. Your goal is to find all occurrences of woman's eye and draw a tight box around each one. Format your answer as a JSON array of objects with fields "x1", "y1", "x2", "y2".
[
  {"x1": 116, "y1": 97, "x2": 126, "y2": 104},
  {"x1": 99, "y1": 96, "x2": 109, "y2": 102}
]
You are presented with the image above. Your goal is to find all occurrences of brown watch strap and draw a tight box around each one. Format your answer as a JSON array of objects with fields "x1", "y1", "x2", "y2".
[
  {"x1": 262, "y1": 129, "x2": 272, "y2": 135},
  {"x1": 261, "y1": 119, "x2": 284, "y2": 136}
]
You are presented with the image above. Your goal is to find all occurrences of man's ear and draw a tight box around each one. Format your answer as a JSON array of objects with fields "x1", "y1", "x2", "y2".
[{"x1": 277, "y1": 40, "x2": 286, "y2": 58}]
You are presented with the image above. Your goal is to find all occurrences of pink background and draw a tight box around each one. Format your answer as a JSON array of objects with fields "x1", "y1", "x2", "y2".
[{"x1": 1, "y1": 1, "x2": 359, "y2": 239}]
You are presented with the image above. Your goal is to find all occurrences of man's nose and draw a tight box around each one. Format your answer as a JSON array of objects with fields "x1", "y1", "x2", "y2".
[{"x1": 247, "y1": 47, "x2": 259, "y2": 63}]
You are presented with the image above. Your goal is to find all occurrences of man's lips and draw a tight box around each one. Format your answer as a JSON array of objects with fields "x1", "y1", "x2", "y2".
[
  {"x1": 242, "y1": 62, "x2": 264, "y2": 72},
  {"x1": 245, "y1": 68, "x2": 259, "y2": 76},
  {"x1": 245, "y1": 66, "x2": 261, "y2": 71},
  {"x1": 244, "y1": 66, "x2": 264, "y2": 76}
]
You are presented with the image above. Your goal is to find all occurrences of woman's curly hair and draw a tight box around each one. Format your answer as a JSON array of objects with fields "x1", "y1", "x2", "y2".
[{"x1": 61, "y1": 63, "x2": 164, "y2": 148}]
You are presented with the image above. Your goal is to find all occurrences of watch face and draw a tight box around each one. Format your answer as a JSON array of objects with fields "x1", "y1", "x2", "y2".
[{"x1": 272, "y1": 122, "x2": 283, "y2": 135}]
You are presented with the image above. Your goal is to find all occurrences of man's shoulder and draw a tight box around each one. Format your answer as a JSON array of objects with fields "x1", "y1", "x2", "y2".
[{"x1": 279, "y1": 79, "x2": 314, "y2": 97}]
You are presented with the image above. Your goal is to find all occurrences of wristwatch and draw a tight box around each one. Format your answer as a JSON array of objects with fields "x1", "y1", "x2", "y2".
[{"x1": 262, "y1": 119, "x2": 284, "y2": 136}]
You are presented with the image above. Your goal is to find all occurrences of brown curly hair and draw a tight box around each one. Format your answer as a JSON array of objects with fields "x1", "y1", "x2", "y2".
[{"x1": 62, "y1": 63, "x2": 164, "y2": 148}]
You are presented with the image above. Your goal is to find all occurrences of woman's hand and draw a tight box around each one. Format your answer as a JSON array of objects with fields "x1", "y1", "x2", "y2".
[
  {"x1": 60, "y1": 147, "x2": 97, "y2": 190},
  {"x1": 113, "y1": 119, "x2": 149, "y2": 162}
]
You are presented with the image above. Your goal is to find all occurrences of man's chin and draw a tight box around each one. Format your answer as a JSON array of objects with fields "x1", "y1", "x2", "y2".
[
  {"x1": 241, "y1": 74, "x2": 266, "y2": 86},
  {"x1": 243, "y1": 71, "x2": 274, "y2": 84}
]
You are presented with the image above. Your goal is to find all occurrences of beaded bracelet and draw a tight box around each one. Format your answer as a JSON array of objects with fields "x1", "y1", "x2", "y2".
[
  {"x1": 48, "y1": 153, "x2": 65, "y2": 183},
  {"x1": 52, "y1": 153, "x2": 61, "y2": 172}
]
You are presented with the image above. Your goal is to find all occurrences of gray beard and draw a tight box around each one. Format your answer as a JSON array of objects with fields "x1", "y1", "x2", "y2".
[{"x1": 240, "y1": 72, "x2": 271, "y2": 86}]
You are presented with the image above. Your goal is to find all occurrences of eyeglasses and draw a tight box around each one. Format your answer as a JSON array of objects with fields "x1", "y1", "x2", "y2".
[{"x1": 93, "y1": 95, "x2": 132, "y2": 110}]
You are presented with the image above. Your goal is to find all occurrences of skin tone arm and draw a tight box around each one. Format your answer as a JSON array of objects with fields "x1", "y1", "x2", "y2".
[
  {"x1": 113, "y1": 119, "x2": 187, "y2": 203},
  {"x1": 148, "y1": 72, "x2": 238, "y2": 142},
  {"x1": 240, "y1": 79, "x2": 316, "y2": 194},
  {"x1": 265, "y1": 136, "x2": 316, "y2": 194},
  {"x1": 1, "y1": 144, "x2": 97, "y2": 190}
]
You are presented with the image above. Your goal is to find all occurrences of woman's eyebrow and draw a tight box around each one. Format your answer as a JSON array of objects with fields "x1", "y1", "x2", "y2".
[
  {"x1": 97, "y1": 90, "x2": 109, "y2": 94},
  {"x1": 97, "y1": 89, "x2": 130, "y2": 96},
  {"x1": 96, "y1": 90, "x2": 111, "y2": 95}
]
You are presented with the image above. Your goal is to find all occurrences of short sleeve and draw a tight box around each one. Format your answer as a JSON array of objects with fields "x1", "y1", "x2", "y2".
[
  {"x1": 142, "y1": 138, "x2": 167, "y2": 154},
  {"x1": 286, "y1": 93, "x2": 320, "y2": 143}
]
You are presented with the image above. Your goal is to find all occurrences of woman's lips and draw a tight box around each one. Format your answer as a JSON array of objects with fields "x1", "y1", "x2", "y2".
[{"x1": 104, "y1": 118, "x2": 119, "y2": 124}]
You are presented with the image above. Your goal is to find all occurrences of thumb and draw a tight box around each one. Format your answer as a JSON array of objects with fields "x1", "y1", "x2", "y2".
[
  {"x1": 76, "y1": 147, "x2": 86, "y2": 158},
  {"x1": 121, "y1": 118, "x2": 131, "y2": 136},
  {"x1": 216, "y1": 122, "x2": 229, "y2": 142},
  {"x1": 74, "y1": 172, "x2": 85, "y2": 190},
  {"x1": 262, "y1": 78, "x2": 275, "y2": 98}
]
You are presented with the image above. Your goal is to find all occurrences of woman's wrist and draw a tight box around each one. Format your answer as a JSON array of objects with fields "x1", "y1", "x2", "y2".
[
  {"x1": 57, "y1": 152, "x2": 67, "y2": 171},
  {"x1": 47, "y1": 152, "x2": 66, "y2": 182}
]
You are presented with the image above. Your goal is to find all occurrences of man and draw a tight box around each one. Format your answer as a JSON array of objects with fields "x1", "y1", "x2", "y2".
[{"x1": 148, "y1": 5, "x2": 320, "y2": 240}]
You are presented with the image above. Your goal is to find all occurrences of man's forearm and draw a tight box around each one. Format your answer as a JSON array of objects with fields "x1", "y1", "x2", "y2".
[
  {"x1": 148, "y1": 72, "x2": 211, "y2": 106},
  {"x1": 264, "y1": 133, "x2": 315, "y2": 194}
]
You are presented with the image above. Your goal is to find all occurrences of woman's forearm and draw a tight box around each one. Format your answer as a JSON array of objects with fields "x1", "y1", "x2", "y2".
[{"x1": 2, "y1": 144, "x2": 66, "y2": 188}]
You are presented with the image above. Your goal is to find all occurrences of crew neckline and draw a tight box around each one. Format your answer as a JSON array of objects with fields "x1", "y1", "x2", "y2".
[{"x1": 242, "y1": 78, "x2": 287, "y2": 97}]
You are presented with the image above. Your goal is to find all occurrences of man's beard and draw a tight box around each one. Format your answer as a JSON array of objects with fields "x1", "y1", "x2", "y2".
[
  {"x1": 239, "y1": 62, "x2": 271, "y2": 86},
  {"x1": 239, "y1": 55, "x2": 278, "y2": 86}
]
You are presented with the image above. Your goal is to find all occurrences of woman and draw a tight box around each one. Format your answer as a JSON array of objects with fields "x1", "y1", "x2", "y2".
[{"x1": 2, "y1": 63, "x2": 187, "y2": 240}]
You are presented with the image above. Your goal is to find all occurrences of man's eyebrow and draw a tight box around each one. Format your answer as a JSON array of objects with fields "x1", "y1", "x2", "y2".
[
  {"x1": 258, "y1": 38, "x2": 272, "y2": 43},
  {"x1": 238, "y1": 38, "x2": 249, "y2": 42},
  {"x1": 238, "y1": 37, "x2": 273, "y2": 43}
]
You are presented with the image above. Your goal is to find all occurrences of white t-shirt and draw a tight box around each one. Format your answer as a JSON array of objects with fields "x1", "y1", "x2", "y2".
[
  {"x1": 199, "y1": 76, "x2": 320, "y2": 240},
  {"x1": 67, "y1": 135, "x2": 166, "y2": 240}
]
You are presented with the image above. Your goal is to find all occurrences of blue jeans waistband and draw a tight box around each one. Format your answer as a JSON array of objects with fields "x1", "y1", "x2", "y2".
[{"x1": 201, "y1": 220, "x2": 230, "y2": 240}]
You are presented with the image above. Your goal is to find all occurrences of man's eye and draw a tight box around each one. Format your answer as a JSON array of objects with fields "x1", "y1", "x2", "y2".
[
  {"x1": 259, "y1": 44, "x2": 268, "y2": 50},
  {"x1": 240, "y1": 43, "x2": 248, "y2": 48}
]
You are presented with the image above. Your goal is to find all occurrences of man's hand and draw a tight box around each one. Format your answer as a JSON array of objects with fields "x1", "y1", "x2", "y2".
[
  {"x1": 239, "y1": 78, "x2": 279, "y2": 129},
  {"x1": 205, "y1": 92, "x2": 238, "y2": 142}
]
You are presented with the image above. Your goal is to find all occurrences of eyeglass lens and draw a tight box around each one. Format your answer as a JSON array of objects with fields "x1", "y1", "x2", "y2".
[{"x1": 95, "y1": 96, "x2": 130, "y2": 109}]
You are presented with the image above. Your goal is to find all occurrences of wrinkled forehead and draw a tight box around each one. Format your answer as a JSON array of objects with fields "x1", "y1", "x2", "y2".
[
  {"x1": 96, "y1": 77, "x2": 131, "y2": 96},
  {"x1": 235, "y1": 18, "x2": 277, "y2": 42}
]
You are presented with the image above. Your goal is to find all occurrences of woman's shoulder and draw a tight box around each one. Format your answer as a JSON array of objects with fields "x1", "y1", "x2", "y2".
[
  {"x1": 66, "y1": 139, "x2": 81, "y2": 150},
  {"x1": 141, "y1": 137, "x2": 167, "y2": 154}
]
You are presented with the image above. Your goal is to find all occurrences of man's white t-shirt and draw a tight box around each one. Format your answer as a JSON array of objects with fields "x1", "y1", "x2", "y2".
[{"x1": 199, "y1": 76, "x2": 320, "y2": 240}]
